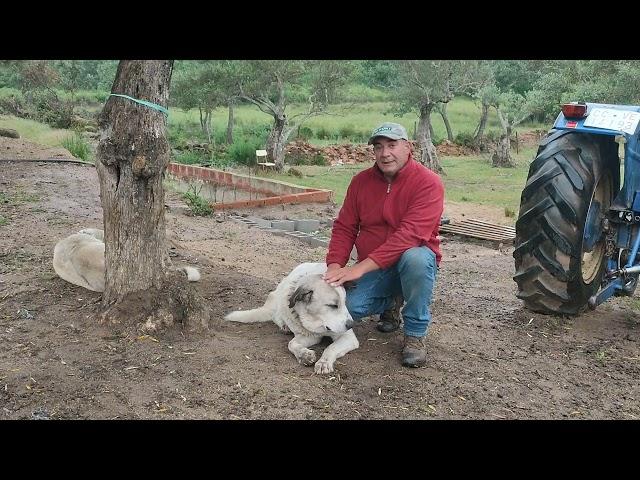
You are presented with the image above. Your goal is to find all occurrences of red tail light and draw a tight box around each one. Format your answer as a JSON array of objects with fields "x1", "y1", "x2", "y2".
[{"x1": 562, "y1": 103, "x2": 588, "y2": 118}]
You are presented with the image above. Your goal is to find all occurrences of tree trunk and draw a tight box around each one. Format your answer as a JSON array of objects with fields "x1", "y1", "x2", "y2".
[
  {"x1": 226, "y1": 100, "x2": 234, "y2": 145},
  {"x1": 473, "y1": 101, "x2": 489, "y2": 150},
  {"x1": 95, "y1": 60, "x2": 210, "y2": 333},
  {"x1": 416, "y1": 103, "x2": 443, "y2": 173},
  {"x1": 492, "y1": 127, "x2": 514, "y2": 167},
  {"x1": 205, "y1": 109, "x2": 213, "y2": 145},
  {"x1": 266, "y1": 114, "x2": 289, "y2": 172},
  {"x1": 438, "y1": 103, "x2": 454, "y2": 142}
]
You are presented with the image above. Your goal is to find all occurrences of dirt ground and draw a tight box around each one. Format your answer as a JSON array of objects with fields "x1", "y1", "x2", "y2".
[{"x1": 1, "y1": 143, "x2": 640, "y2": 420}]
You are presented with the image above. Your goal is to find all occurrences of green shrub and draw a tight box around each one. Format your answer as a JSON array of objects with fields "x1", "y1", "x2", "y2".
[
  {"x1": 227, "y1": 138, "x2": 264, "y2": 166},
  {"x1": 288, "y1": 153, "x2": 327, "y2": 166},
  {"x1": 311, "y1": 154, "x2": 327, "y2": 166},
  {"x1": 61, "y1": 132, "x2": 92, "y2": 162},
  {"x1": 173, "y1": 151, "x2": 204, "y2": 165},
  {"x1": 338, "y1": 124, "x2": 357, "y2": 139},
  {"x1": 484, "y1": 130, "x2": 501, "y2": 144},
  {"x1": 316, "y1": 126, "x2": 332, "y2": 140},
  {"x1": 351, "y1": 129, "x2": 370, "y2": 143},
  {"x1": 296, "y1": 126, "x2": 313, "y2": 141},
  {"x1": 0, "y1": 93, "x2": 26, "y2": 116},
  {"x1": 182, "y1": 184, "x2": 213, "y2": 216},
  {"x1": 239, "y1": 122, "x2": 270, "y2": 142},
  {"x1": 342, "y1": 84, "x2": 389, "y2": 103},
  {"x1": 454, "y1": 131, "x2": 476, "y2": 148}
]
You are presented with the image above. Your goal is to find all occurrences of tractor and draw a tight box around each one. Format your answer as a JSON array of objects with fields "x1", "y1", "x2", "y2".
[{"x1": 514, "y1": 102, "x2": 640, "y2": 315}]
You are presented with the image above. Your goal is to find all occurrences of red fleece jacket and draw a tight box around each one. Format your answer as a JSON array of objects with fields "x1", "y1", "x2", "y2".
[{"x1": 326, "y1": 154, "x2": 444, "y2": 269}]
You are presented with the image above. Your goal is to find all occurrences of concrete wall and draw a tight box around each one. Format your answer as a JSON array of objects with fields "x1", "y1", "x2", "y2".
[{"x1": 166, "y1": 163, "x2": 333, "y2": 209}]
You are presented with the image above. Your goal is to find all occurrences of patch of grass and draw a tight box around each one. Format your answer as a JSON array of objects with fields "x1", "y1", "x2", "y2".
[
  {"x1": 504, "y1": 207, "x2": 516, "y2": 218},
  {"x1": 60, "y1": 131, "x2": 93, "y2": 162},
  {"x1": 0, "y1": 114, "x2": 70, "y2": 146},
  {"x1": 440, "y1": 148, "x2": 534, "y2": 214},
  {"x1": 0, "y1": 215, "x2": 7, "y2": 226},
  {"x1": 256, "y1": 164, "x2": 367, "y2": 205},
  {"x1": 254, "y1": 145, "x2": 534, "y2": 211},
  {"x1": 182, "y1": 184, "x2": 213, "y2": 216},
  {"x1": 173, "y1": 151, "x2": 204, "y2": 165},
  {"x1": 0, "y1": 190, "x2": 39, "y2": 204}
]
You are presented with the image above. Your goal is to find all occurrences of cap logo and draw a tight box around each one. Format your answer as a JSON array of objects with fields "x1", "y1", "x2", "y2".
[{"x1": 373, "y1": 126, "x2": 392, "y2": 134}]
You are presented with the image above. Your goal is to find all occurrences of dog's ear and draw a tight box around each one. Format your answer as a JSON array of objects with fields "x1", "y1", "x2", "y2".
[
  {"x1": 342, "y1": 280, "x2": 357, "y2": 290},
  {"x1": 288, "y1": 286, "x2": 313, "y2": 308}
]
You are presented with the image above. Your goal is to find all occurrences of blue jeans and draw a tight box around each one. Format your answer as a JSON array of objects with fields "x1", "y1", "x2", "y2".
[{"x1": 346, "y1": 246, "x2": 437, "y2": 338}]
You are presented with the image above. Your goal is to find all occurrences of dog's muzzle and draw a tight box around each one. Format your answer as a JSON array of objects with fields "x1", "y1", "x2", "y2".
[{"x1": 345, "y1": 318, "x2": 354, "y2": 329}]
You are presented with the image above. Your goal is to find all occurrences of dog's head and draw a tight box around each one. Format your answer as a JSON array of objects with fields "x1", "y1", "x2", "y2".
[{"x1": 288, "y1": 274, "x2": 354, "y2": 335}]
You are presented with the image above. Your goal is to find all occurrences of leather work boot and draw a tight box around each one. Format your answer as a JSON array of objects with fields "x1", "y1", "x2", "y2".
[
  {"x1": 376, "y1": 295, "x2": 404, "y2": 333},
  {"x1": 402, "y1": 334, "x2": 427, "y2": 368}
]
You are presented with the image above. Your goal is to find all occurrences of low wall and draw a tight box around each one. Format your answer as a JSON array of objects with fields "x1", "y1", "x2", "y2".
[{"x1": 166, "y1": 163, "x2": 333, "y2": 209}]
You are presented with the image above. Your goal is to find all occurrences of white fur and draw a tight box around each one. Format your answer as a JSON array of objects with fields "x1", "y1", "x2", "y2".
[
  {"x1": 225, "y1": 262, "x2": 359, "y2": 374},
  {"x1": 52, "y1": 228, "x2": 200, "y2": 292}
]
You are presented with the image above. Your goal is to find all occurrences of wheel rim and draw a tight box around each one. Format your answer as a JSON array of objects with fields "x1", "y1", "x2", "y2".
[{"x1": 582, "y1": 174, "x2": 611, "y2": 284}]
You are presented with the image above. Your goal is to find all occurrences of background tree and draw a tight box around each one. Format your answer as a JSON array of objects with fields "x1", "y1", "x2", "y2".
[
  {"x1": 95, "y1": 60, "x2": 210, "y2": 332},
  {"x1": 172, "y1": 61, "x2": 223, "y2": 143},
  {"x1": 236, "y1": 60, "x2": 353, "y2": 172},
  {"x1": 391, "y1": 60, "x2": 479, "y2": 173}
]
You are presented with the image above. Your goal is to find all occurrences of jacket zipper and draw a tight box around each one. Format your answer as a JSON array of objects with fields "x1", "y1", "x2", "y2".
[{"x1": 387, "y1": 183, "x2": 391, "y2": 194}]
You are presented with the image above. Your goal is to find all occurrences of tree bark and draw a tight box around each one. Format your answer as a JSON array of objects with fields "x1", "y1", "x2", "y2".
[
  {"x1": 492, "y1": 109, "x2": 515, "y2": 168},
  {"x1": 438, "y1": 103, "x2": 454, "y2": 142},
  {"x1": 473, "y1": 101, "x2": 489, "y2": 149},
  {"x1": 226, "y1": 100, "x2": 234, "y2": 144},
  {"x1": 95, "y1": 60, "x2": 210, "y2": 332},
  {"x1": 266, "y1": 114, "x2": 289, "y2": 172},
  {"x1": 492, "y1": 127, "x2": 515, "y2": 167},
  {"x1": 416, "y1": 103, "x2": 443, "y2": 173}
]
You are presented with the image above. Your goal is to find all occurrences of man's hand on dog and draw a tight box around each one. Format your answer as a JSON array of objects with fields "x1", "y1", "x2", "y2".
[{"x1": 323, "y1": 258, "x2": 380, "y2": 286}]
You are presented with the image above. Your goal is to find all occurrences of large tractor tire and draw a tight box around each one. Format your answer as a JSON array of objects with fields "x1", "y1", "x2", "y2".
[{"x1": 513, "y1": 130, "x2": 619, "y2": 315}]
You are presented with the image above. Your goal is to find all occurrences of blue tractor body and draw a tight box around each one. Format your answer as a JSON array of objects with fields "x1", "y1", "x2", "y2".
[{"x1": 514, "y1": 102, "x2": 640, "y2": 314}]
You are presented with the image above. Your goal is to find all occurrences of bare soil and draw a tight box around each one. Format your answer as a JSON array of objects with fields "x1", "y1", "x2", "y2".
[{"x1": 1, "y1": 143, "x2": 640, "y2": 420}]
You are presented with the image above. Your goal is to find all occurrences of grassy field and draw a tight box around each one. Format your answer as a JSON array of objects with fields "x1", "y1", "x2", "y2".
[
  {"x1": 252, "y1": 146, "x2": 535, "y2": 210},
  {"x1": 168, "y1": 96, "x2": 546, "y2": 146},
  {"x1": 0, "y1": 115, "x2": 72, "y2": 147}
]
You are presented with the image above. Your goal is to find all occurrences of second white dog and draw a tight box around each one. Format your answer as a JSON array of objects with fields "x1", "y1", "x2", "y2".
[
  {"x1": 225, "y1": 262, "x2": 359, "y2": 374},
  {"x1": 53, "y1": 228, "x2": 200, "y2": 292}
]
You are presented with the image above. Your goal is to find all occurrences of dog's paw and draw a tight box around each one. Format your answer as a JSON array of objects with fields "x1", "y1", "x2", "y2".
[
  {"x1": 298, "y1": 349, "x2": 316, "y2": 366},
  {"x1": 279, "y1": 323, "x2": 291, "y2": 334},
  {"x1": 314, "y1": 358, "x2": 334, "y2": 374}
]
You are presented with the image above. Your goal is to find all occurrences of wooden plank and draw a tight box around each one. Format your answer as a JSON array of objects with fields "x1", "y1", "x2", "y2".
[
  {"x1": 441, "y1": 232, "x2": 513, "y2": 242},
  {"x1": 439, "y1": 218, "x2": 516, "y2": 242},
  {"x1": 440, "y1": 227, "x2": 515, "y2": 238},
  {"x1": 440, "y1": 223, "x2": 514, "y2": 235},
  {"x1": 446, "y1": 223, "x2": 514, "y2": 235},
  {"x1": 456, "y1": 218, "x2": 515, "y2": 230},
  {"x1": 463, "y1": 222, "x2": 515, "y2": 233},
  {"x1": 467, "y1": 218, "x2": 516, "y2": 229}
]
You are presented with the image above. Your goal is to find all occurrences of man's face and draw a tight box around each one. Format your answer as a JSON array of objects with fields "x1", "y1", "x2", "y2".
[{"x1": 372, "y1": 137, "x2": 410, "y2": 179}]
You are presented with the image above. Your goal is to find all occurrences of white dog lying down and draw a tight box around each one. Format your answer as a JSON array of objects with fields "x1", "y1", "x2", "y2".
[
  {"x1": 225, "y1": 262, "x2": 359, "y2": 374},
  {"x1": 52, "y1": 228, "x2": 200, "y2": 292}
]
